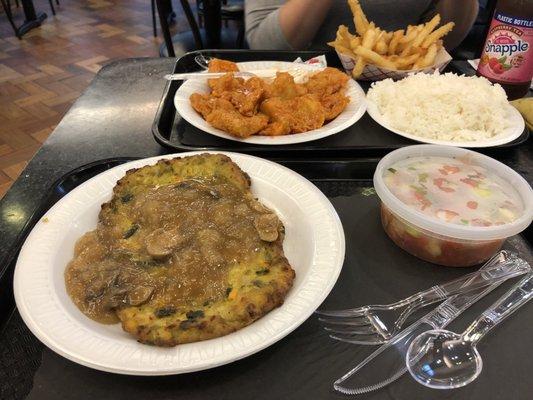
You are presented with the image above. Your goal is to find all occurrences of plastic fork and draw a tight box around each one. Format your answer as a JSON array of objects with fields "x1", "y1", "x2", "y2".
[
  {"x1": 317, "y1": 251, "x2": 529, "y2": 345},
  {"x1": 194, "y1": 54, "x2": 211, "y2": 70},
  {"x1": 164, "y1": 71, "x2": 257, "y2": 81}
]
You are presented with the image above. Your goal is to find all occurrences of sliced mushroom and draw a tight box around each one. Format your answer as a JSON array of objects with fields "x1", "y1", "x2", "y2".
[
  {"x1": 101, "y1": 286, "x2": 128, "y2": 310},
  {"x1": 145, "y1": 228, "x2": 185, "y2": 259},
  {"x1": 250, "y1": 199, "x2": 272, "y2": 214},
  {"x1": 126, "y1": 286, "x2": 154, "y2": 306},
  {"x1": 253, "y1": 213, "x2": 280, "y2": 242},
  {"x1": 84, "y1": 269, "x2": 119, "y2": 301}
]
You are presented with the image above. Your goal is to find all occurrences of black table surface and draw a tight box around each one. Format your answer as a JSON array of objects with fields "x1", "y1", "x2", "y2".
[{"x1": 0, "y1": 57, "x2": 532, "y2": 399}]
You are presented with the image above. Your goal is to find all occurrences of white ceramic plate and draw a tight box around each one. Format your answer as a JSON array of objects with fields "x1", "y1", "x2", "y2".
[
  {"x1": 366, "y1": 98, "x2": 525, "y2": 148},
  {"x1": 14, "y1": 152, "x2": 345, "y2": 375},
  {"x1": 174, "y1": 61, "x2": 367, "y2": 145}
]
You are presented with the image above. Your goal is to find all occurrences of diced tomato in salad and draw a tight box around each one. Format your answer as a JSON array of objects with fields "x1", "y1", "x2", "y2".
[
  {"x1": 433, "y1": 178, "x2": 455, "y2": 193},
  {"x1": 438, "y1": 165, "x2": 460, "y2": 175},
  {"x1": 384, "y1": 156, "x2": 522, "y2": 228},
  {"x1": 467, "y1": 201, "x2": 478, "y2": 210},
  {"x1": 380, "y1": 205, "x2": 505, "y2": 267}
]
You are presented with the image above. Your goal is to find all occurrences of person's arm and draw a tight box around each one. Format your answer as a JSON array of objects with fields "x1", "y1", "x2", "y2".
[
  {"x1": 436, "y1": 0, "x2": 479, "y2": 50},
  {"x1": 277, "y1": 0, "x2": 334, "y2": 49},
  {"x1": 245, "y1": 0, "x2": 333, "y2": 50}
]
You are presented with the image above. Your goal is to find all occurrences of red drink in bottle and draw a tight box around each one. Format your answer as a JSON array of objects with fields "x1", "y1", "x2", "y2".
[{"x1": 477, "y1": 0, "x2": 533, "y2": 100}]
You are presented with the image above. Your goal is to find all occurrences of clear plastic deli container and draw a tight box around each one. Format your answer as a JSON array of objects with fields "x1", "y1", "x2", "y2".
[{"x1": 373, "y1": 145, "x2": 533, "y2": 267}]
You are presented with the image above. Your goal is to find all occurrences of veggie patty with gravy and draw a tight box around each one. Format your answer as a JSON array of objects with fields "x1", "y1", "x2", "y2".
[{"x1": 65, "y1": 154, "x2": 295, "y2": 346}]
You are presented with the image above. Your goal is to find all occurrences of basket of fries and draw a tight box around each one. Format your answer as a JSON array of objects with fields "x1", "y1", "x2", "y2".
[{"x1": 329, "y1": 0, "x2": 454, "y2": 81}]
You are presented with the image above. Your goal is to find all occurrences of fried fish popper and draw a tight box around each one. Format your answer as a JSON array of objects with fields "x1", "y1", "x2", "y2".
[
  {"x1": 188, "y1": 58, "x2": 351, "y2": 138},
  {"x1": 65, "y1": 154, "x2": 295, "y2": 346},
  {"x1": 260, "y1": 95, "x2": 326, "y2": 134}
]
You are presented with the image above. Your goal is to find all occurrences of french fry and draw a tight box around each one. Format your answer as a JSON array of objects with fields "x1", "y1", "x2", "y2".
[
  {"x1": 388, "y1": 30, "x2": 403, "y2": 55},
  {"x1": 361, "y1": 28, "x2": 377, "y2": 49},
  {"x1": 400, "y1": 25, "x2": 420, "y2": 43},
  {"x1": 349, "y1": 37, "x2": 362, "y2": 48},
  {"x1": 337, "y1": 25, "x2": 354, "y2": 47},
  {"x1": 348, "y1": 0, "x2": 369, "y2": 36},
  {"x1": 353, "y1": 47, "x2": 397, "y2": 69},
  {"x1": 352, "y1": 58, "x2": 366, "y2": 78},
  {"x1": 375, "y1": 38, "x2": 388, "y2": 55},
  {"x1": 422, "y1": 22, "x2": 454, "y2": 48},
  {"x1": 399, "y1": 44, "x2": 413, "y2": 57},
  {"x1": 328, "y1": 41, "x2": 356, "y2": 58},
  {"x1": 413, "y1": 43, "x2": 438, "y2": 68},
  {"x1": 374, "y1": 29, "x2": 385, "y2": 45},
  {"x1": 333, "y1": 6, "x2": 454, "y2": 76},
  {"x1": 393, "y1": 53, "x2": 421, "y2": 69},
  {"x1": 411, "y1": 14, "x2": 441, "y2": 48}
]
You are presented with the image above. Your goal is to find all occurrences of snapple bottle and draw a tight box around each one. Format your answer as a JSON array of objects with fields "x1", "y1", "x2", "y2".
[{"x1": 477, "y1": 0, "x2": 533, "y2": 100}]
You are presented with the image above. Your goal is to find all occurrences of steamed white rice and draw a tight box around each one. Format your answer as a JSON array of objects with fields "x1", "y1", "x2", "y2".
[{"x1": 367, "y1": 72, "x2": 510, "y2": 142}]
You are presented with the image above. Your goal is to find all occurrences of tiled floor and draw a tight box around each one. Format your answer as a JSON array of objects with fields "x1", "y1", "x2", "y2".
[{"x1": 0, "y1": 0, "x2": 186, "y2": 198}]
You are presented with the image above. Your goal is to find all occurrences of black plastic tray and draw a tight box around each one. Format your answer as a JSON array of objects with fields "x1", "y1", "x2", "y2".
[
  {"x1": 151, "y1": 50, "x2": 530, "y2": 157},
  {"x1": 1, "y1": 157, "x2": 532, "y2": 400}
]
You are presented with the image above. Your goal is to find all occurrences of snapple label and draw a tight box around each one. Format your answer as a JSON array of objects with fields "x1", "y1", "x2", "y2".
[{"x1": 478, "y1": 10, "x2": 533, "y2": 88}]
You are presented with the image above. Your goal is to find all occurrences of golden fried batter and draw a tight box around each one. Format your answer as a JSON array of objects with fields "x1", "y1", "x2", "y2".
[
  {"x1": 205, "y1": 74, "x2": 266, "y2": 117},
  {"x1": 321, "y1": 92, "x2": 350, "y2": 120},
  {"x1": 208, "y1": 58, "x2": 239, "y2": 73},
  {"x1": 190, "y1": 91, "x2": 267, "y2": 136},
  {"x1": 260, "y1": 121, "x2": 291, "y2": 136},
  {"x1": 208, "y1": 73, "x2": 245, "y2": 97},
  {"x1": 189, "y1": 60, "x2": 351, "y2": 138},
  {"x1": 305, "y1": 67, "x2": 350, "y2": 97},
  {"x1": 65, "y1": 154, "x2": 295, "y2": 347},
  {"x1": 306, "y1": 68, "x2": 350, "y2": 121},
  {"x1": 207, "y1": 109, "x2": 269, "y2": 138},
  {"x1": 190, "y1": 93, "x2": 234, "y2": 119},
  {"x1": 264, "y1": 72, "x2": 308, "y2": 99},
  {"x1": 260, "y1": 94, "x2": 325, "y2": 133},
  {"x1": 228, "y1": 76, "x2": 265, "y2": 116}
]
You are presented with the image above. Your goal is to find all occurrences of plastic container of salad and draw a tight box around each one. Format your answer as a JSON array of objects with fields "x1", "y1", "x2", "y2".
[{"x1": 374, "y1": 145, "x2": 533, "y2": 267}]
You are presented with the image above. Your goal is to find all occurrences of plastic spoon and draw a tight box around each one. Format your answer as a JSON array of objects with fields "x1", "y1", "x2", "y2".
[{"x1": 406, "y1": 273, "x2": 533, "y2": 389}]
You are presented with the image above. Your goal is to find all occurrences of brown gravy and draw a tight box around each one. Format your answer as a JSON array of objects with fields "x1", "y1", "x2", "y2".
[{"x1": 65, "y1": 179, "x2": 280, "y2": 324}]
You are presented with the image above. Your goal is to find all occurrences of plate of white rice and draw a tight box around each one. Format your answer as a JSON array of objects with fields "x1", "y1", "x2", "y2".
[{"x1": 366, "y1": 72, "x2": 525, "y2": 147}]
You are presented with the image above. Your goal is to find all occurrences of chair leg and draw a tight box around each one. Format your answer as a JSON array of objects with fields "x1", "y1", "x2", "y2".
[
  {"x1": 48, "y1": 0, "x2": 56, "y2": 15},
  {"x1": 155, "y1": 0, "x2": 175, "y2": 57},
  {"x1": 55, "y1": 0, "x2": 59, "y2": 4},
  {"x1": 151, "y1": 0, "x2": 157, "y2": 37},
  {"x1": 1, "y1": 0, "x2": 21, "y2": 38},
  {"x1": 237, "y1": 22, "x2": 245, "y2": 48},
  {"x1": 179, "y1": 0, "x2": 204, "y2": 49}
]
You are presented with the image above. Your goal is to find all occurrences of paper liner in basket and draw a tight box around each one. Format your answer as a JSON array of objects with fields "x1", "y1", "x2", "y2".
[{"x1": 337, "y1": 48, "x2": 452, "y2": 81}]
